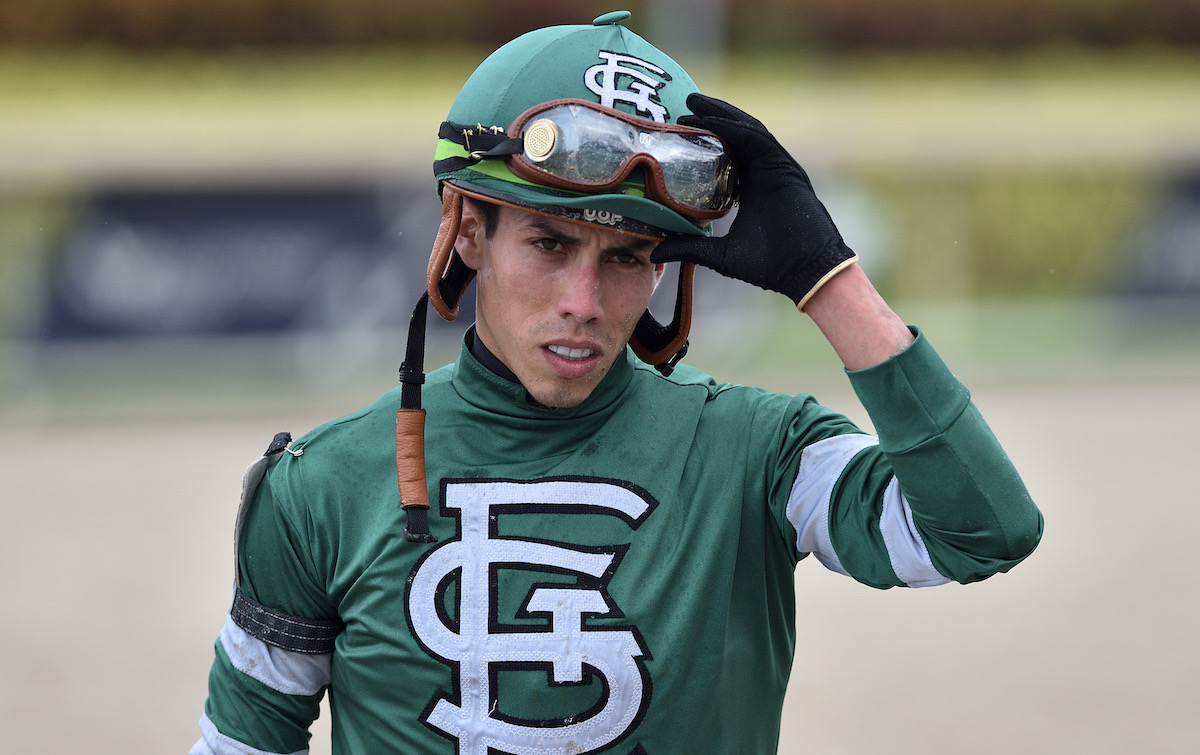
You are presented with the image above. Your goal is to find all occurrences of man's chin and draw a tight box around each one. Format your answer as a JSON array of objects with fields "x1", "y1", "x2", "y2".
[
  {"x1": 527, "y1": 386, "x2": 591, "y2": 409},
  {"x1": 524, "y1": 375, "x2": 603, "y2": 409},
  {"x1": 524, "y1": 351, "x2": 619, "y2": 408}
]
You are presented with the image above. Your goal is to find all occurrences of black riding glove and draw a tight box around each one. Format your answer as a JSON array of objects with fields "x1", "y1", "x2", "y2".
[{"x1": 651, "y1": 93, "x2": 857, "y2": 308}]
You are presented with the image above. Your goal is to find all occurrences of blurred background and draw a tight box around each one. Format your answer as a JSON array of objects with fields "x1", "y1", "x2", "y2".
[{"x1": 1, "y1": 0, "x2": 1198, "y2": 752}]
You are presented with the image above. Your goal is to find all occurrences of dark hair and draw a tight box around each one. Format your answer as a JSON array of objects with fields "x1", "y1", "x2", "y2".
[{"x1": 475, "y1": 199, "x2": 501, "y2": 239}]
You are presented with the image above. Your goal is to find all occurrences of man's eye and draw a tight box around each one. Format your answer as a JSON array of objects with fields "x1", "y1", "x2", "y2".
[{"x1": 612, "y1": 253, "x2": 648, "y2": 266}]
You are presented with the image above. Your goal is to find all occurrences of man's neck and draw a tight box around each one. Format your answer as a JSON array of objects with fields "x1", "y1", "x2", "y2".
[
  {"x1": 471, "y1": 331, "x2": 557, "y2": 408},
  {"x1": 470, "y1": 331, "x2": 520, "y2": 383}
]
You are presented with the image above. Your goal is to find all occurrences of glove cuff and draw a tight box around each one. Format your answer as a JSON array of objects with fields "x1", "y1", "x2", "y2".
[{"x1": 795, "y1": 254, "x2": 859, "y2": 311}]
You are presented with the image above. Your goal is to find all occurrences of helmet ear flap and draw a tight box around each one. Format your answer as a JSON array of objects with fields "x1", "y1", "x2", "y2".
[
  {"x1": 629, "y1": 262, "x2": 694, "y2": 374},
  {"x1": 427, "y1": 184, "x2": 477, "y2": 321}
]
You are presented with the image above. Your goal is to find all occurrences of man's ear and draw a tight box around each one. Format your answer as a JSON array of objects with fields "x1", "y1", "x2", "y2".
[
  {"x1": 455, "y1": 198, "x2": 486, "y2": 271},
  {"x1": 652, "y1": 262, "x2": 666, "y2": 291}
]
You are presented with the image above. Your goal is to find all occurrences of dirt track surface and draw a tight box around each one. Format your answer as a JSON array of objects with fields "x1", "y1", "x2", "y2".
[{"x1": 3, "y1": 377, "x2": 1198, "y2": 753}]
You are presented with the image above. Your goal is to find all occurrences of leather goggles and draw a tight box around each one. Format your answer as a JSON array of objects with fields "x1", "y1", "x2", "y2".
[{"x1": 437, "y1": 98, "x2": 737, "y2": 221}]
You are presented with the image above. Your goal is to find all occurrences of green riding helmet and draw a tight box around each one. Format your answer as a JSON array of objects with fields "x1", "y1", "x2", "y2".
[{"x1": 427, "y1": 10, "x2": 731, "y2": 369}]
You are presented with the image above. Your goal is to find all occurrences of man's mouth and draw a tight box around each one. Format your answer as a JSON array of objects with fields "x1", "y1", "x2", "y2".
[{"x1": 547, "y1": 344, "x2": 595, "y2": 361}]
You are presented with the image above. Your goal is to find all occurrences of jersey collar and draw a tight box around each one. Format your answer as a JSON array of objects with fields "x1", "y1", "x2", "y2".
[{"x1": 454, "y1": 327, "x2": 635, "y2": 419}]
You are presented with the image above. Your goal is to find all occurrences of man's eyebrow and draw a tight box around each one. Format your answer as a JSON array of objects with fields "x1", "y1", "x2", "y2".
[
  {"x1": 526, "y1": 217, "x2": 656, "y2": 257},
  {"x1": 528, "y1": 218, "x2": 582, "y2": 246},
  {"x1": 602, "y1": 237, "x2": 657, "y2": 258}
]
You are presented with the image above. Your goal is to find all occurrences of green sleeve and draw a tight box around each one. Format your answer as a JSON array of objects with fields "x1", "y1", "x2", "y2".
[
  {"x1": 238, "y1": 455, "x2": 339, "y2": 619},
  {"x1": 199, "y1": 455, "x2": 332, "y2": 753},
  {"x1": 202, "y1": 639, "x2": 323, "y2": 754},
  {"x1": 845, "y1": 327, "x2": 1043, "y2": 584}
]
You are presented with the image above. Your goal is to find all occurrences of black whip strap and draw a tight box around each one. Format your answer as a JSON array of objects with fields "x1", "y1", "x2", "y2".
[
  {"x1": 397, "y1": 293, "x2": 437, "y2": 544},
  {"x1": 399, "y1": 292, "x2": 429, "y2": 410}
]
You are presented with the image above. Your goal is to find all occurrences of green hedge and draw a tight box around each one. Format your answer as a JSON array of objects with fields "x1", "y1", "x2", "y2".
[{"x1": 858, "y1": 168, "x2": 1157, "y2": 299}]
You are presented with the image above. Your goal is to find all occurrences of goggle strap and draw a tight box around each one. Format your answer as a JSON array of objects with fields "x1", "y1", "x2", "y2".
[{"x1": 434, "y1": 121, "x2": 523, "y2": 174}]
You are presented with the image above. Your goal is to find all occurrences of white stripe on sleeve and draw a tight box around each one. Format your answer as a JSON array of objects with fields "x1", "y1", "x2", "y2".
[
  {"x1": 879, "y1": 476, "x2": 950, "y2": 587},
  {"x1": 787, "y1": 434, "x2": 949, "y2": 588},
  {"x1": 219, "y1": 615, "x2": 332, "y2": 696},
  {"x1": 787, "y1": 434, "x2": 879, "y2": 577},
  {"x1": 191, "y1": 712, "x2": 309, "y2": 755}
]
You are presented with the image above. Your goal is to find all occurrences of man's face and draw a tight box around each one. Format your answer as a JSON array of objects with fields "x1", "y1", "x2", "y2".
[{"x1": 455, "y1": 200, "x2": 663, "y2": 408}]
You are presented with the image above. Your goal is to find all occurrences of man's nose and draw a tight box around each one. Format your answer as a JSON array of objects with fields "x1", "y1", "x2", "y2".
[{"x1": 557, "y1": 261, "x2": 604, "y2": 322}]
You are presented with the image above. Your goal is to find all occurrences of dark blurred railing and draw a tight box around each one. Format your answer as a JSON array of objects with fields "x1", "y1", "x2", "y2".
[{"x1": 4, "y1": 0, "x2": 1200, "y2": 51}]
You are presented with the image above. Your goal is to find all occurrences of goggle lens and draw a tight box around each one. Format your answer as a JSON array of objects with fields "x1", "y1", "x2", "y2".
[{"x1": 513, "y1": 101, "x2": 735, "y2": 217}]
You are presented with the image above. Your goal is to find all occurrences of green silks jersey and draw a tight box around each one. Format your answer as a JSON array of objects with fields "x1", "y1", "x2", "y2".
[{"x1": 194, "y1": 328, "x2": 1041, "y2": 755}]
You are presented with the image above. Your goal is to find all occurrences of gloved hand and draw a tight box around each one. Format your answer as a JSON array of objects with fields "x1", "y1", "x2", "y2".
[{"x1": 651, "y1": 93, "x2": 858, "y2": 309}]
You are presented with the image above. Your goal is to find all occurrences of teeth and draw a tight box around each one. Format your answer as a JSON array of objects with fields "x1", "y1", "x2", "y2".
[{"x1": 549, "y1": 345, "x2": 593, "y2": 360}]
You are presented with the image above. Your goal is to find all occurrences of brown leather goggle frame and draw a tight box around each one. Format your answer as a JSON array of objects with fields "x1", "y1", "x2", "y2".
[{"x1": 505, "y1": 98, "x2": 735, "y2": 221}]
